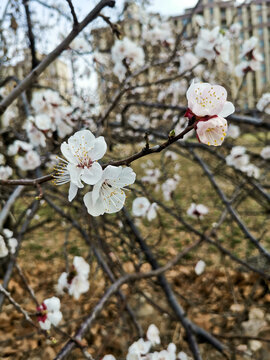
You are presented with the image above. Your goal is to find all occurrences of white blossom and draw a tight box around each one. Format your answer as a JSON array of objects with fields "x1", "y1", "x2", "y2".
[
  {"x1": 24, "y1": 117, "x2": 47, "y2": 147},
  {"x1": 187, "y1": 203, "x2": 209, "y2": 219},
  {"x1": 0, "y1": 166, "x2": 13, "y2": 180},
  {"x1": 8, "y1": 238, "x2": 18, "y2": 254},
  {"x1": 229, "y1": 23, "x2": 241, "y2": 39},
  {"x1": 179, "y1": 52, "x2": 201, "y2": 74},
  {"x1": 128, "y1": 338, "x2": 152, "y2": 356},
  {"x1": 111, "y1": 37, "x2": 145, "y2": 80},
  {"x1": 8, "y1": 140, "x2": 33, "y2": 156},
  {"x1": 132, "y1": 197, "x2": 158, "y2": 220},
  {"x1": 185, "y1": 82, "x2": 234, "y2": 146},
  {"x1": 103, "y1": 356, "x2": 116, "y2": 360},
  {"x1": 16, "y1": 150, "x2": 41, "y2": 171},
  {"x1": 194, "y1": 260, "x2": 206, "y2": 275},
  {"x1": 37, "y1": 296, "x2": 62, "y2": 330},
  {"x1": 161, "y1": 178, "x2": 180, "y2": 202},
  {"x1": 147, "y1": 324, "x2": 160, "y2": 346},
  {"x1": 260, "y1": 146, "x2": 270, "y2": 160},
  {"x1": 227, "y1": 124, "x2": 240, "y2": 139},
  {"x1": 257, "y1": 93, "x2": 270, "y2": 114},
  {"x1": 241, "y1": 164, "x2": 260, "y2": 179},
  {"x1": 56, "y1": 256, "x2": 90, "y2": 300},
  {"x1": 55, "y1": 130, "x2": 107, "y2": 201},
  {"x1": 178, "y1": 352, "x2": 189, "y2": 360},
  {"x1": 0, "y1": 235, "x2": 8, "y2": 258},
  {"x1": 142, "y1": 168, "x2": 161, "y2": 184},
  {"x1": 226, "y1": 146, "x2": 249, "y2": 169},
  {"x1": 34, "y1": 113, "x2": 52, "y2": 131},
  {"x1": 240, "y1": 37, "x2": 258, "y2": 58},
  {"x1": 83, "y1": 165, "x2": 136, "y2": 216}
]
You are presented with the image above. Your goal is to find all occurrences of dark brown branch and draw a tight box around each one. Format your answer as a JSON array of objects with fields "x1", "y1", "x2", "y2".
[
  {"x1": 23, "y1": 0, "x2": 39, "y2": 69},
  {"x1": 65, "y1": 0, "x2": 78, "y2": 26}
]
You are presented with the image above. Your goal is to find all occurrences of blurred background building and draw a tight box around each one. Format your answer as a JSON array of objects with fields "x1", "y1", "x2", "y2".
[
  {"x1": 174, "y1": 0, "x2": 270, "y2": 108},
  {"x1": 0, "y1": 50, "x2": 72, "y2": 96},
  {"x1": 92, "y1": 0, "x2": 270, "y2": 110}
]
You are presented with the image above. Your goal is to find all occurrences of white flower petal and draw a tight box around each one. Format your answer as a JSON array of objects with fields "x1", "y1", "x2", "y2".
[
  {"x1": 196, "y1": 116, "x2": 227, "y2": 146},
  {"x1": 67, "y1": 163, "x2": 83, "y2": 187},
  {"x1": 102, "y1": 185, "x2": 126, "y2": 214},
  {"x1": 39, "y1": 319, "x2": 51, "y2": 330},
  {"x1": 68, "y1": 129, "x2": 95, "y2": 151},
  {"x1": 81, "y1": 162, "x2": 103, "y2": 185},
  {"x1": 44, "y1": 297, "x2": 61, "y2": 312},
  {"x1": 73, "y1": 256, "x2": 90, "y2": 277},
  {"x1": 47, "y1": 310, "x2": 62, "y2": 326},
  {"x1": 219, "y1": 101, "x2": 235, "y2": 117},
  {"x1": 108, "y1": 167, "x2": 136, "y2": 188},
  {"x1": 83, "y1": 191, "x2": 105, "y2": 217},
  {"x1": 68, "y1": 182, "x2": 78, "y2": 202},
  {"x1": 61, "y1": 142, "x2": 78, "y2": 164},
  {"x1": 87, "y1": 136, "x2": 107, "y2": 161}
]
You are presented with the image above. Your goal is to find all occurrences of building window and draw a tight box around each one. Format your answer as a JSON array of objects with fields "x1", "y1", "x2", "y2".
[
  {"x1": 258, "y1": 28, "x2": 264, "y2": 36},
  {"x1": 260, "y1": 40, "x2": 264, "y2": 48},
  {"x1": 258, "y1": 15, "x2": 263, "y2": 23},
  {"x1": 210, "y1": 7, "x2": 213, "y2": 15},
  {"x1": 261, "y1": 64, "x2": 266, "y2": 72}
]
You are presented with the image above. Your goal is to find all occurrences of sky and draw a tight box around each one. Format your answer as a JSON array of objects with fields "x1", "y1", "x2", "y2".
[
  {"x1": 62, "y1": 0, "x2": 198, "y2": 18},
  {"x1": 0, "y1": 0, "x2": 198, "y2": 18}
]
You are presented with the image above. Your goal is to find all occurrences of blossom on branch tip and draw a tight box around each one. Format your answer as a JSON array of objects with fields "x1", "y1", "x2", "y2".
[
  {"x1": 187, "y1": 203, "x2": 209, "y2": 219},
  {"x1": 54, "y1": 129, "x2": 107, "y2": 201},
  {"x1": 37, "y1": 296, "x2": 62, "y2": 330},
  {"x1": 132, "y1": 197, "x2": 158, "y2": 221},
  {"x1": 56, "y1": 256, "x2": 90, "y2": 300},
  {"x1": 185, "y1": 82, "x2": 234, "y2": 146},
  {"x1": 83, "y1": 165, "x2": 136, "y2": 216}
]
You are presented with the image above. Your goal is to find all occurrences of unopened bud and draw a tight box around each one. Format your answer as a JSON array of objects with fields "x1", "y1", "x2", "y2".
[{"x1": 169, "y1": 130, "x2": 175, "y2": 138}]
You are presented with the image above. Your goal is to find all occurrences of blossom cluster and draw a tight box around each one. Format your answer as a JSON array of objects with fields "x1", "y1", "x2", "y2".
[
  {"x1": 226, "y1": 146, "x2": 260, "y2": 179},
  {"x1": 235, "y1": 37, "x2": 263, "y2": 77},
  {"x1": 30, "y1": 89, "x2": 74, "y2": 139},
  {"x1": 195, "y1": 26, "x2": 230, "y2": 64},
  {"x1": 111, "y1": 37, "x2": 145, "y2": 81},
  {"x1": 194, "y1": 23, "x2": 263, "y2": 79},
  {"x1": 0, "y1": 229, "x2": 18, "y2": 258},
  {"x1": 132, "y1": 197, "x2": 158, "y2": 221},
  {"x1": 185, "y1": 81, "x2": 235, "y2": 146},
  {"x1": 103, "y1": 324, "x2": 191, "y2": 360}
]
